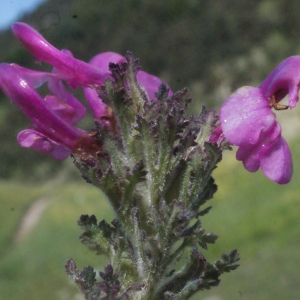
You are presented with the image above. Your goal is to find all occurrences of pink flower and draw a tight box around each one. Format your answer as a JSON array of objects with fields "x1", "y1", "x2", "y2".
[
  {"x1": 84, "y1": 52, "x2": 173, "y2": 120},
  {"x1": 12, "y1": 23, "x2": 172, "y2": 122},
  {"x1": 219, "y1": 56, "x2": 300, "y2": 184},
  {"x1": 0, "y1": 63, "x2": 91, "y2": 159},
  {"x1": 11, "y1": 22, "x2": 109, "y2": 89},
  {"x1": 0, "y1": 22, "x2": 172, "y2": 160}
]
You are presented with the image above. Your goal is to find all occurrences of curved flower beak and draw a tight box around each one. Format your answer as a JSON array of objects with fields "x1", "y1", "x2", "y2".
[
  {"x1": 83, "y1": 52, "x2": 173, "y2": 121},
  {"x1": 260, "y1": 56, "x2": 300, "y2": 108},
  {"x1": 12, "y1": 22, "x2": 109, "y2": 88}
]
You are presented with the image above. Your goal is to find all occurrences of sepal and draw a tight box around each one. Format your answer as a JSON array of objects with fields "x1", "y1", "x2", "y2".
[
  {"x1": 68, "y1": 53, "x2": 237, "y2": 299},
  {"x1": 65, "y1": 259, "x2": 145, "y2": 300},
  {"x1": 78, "y1": 214, "x2": 116, "y2": 257}
]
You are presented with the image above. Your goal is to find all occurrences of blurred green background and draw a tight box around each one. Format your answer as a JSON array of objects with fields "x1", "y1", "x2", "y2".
[{"x1": 1, "y1": 0, "x2": 300, "y2": 299}]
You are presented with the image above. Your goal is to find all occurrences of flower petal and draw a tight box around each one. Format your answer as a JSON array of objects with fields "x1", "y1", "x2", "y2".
[
  {"x1": 209, "y1": 124, "x2": 224, "y2": 145},
  {"x1": 0, "y1": 63, "x2": 84, "y2": 149},
  {"x1": 12, "y1": 22, "x2": 109, "y2": 88},
  {"x1": 47, "y1": 78, "x2": 86, "y2": 123},
  {"x1": 220, "y1": 86, "x2": 276, "y2": 146},
  {"x1": 10, "y1": 64, "x2": 86, "y2": 124},
  {"x1": 88, "y1": 52, "x2": 125, "y2": 72},
  {"x1": 10, "y1": 63, "x2": 56, "y2": 88},
  {"x1": 236, "y1": 121, "x2": 282, "y2": 172},
  {"x1": 137, "y1": 70, "x2": 173, "y2": 99},
  {"x1": 236, "y1": 145, "x2": 260, "y2": 172},
  {"x1": 18, "y1": 129, "x2": 54, "y2": 152},
  {"x1": 260, "y1": 56, "x2": 300, "y2": 108},
  {"x1": 260, "y1": 137, "x2": 293, "y2": 184},
  {"x1": 17, "y1": 129, "x2": 70, "y2": 160},
  {"x1": 83, "y1": 52, "x2": 124, "y2": 120}
]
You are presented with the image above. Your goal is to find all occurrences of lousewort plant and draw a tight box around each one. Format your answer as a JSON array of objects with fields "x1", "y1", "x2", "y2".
[{"x1": 1, "y1": 22, "x2": 298, "y2": 299}]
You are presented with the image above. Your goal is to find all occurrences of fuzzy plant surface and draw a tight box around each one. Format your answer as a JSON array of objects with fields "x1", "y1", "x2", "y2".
[
  {"x1": 0, "y1": 22, "x2": 240, "y2": 300},
  {"x1": 65, "y1": 53, "x2": 240, "y2": 300},
  {"x1": 2, "y1": 22, "x2": 300, "y2": 300}
]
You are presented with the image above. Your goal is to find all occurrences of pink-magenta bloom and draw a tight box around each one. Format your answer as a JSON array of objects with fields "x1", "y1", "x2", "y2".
[
  {"x1": 12, "y1": 22, "x2": 109, "y2": 89},
  {"x1": 12, "y1": 23, "x2": 171, "y2": 121},
  {"x1": 260, "y1": 56, "x2": 300, "y2": 108},
  {"x1": 1, "y1": 22, "x2": 172, "y2": 159},
  {"x1": 83, "y1": 52, "x2": 173, "y2": 120},
  {"x1": 219, "y1": 56, "x2": 300, "y2": 184},
  {"x1": 0, "y1": 63, "x2": 89, "y2": 159}
]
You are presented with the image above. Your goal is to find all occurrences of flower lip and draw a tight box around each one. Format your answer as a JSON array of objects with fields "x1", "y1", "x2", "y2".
[
  {"x1": 220, "y1": 86, "x2": 276, "y2": 146},
  {"x1": 0, "y1": 63, "x2": 84, "y2": 149},
  {"x1": 220, "y1": 85, "x2": 293, "y2": 184},
  {"x1": 8, "y1": 63, "x2": 86, "y2": 125}
]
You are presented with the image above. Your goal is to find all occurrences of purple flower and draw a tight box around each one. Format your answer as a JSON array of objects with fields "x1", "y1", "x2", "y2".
[
  {"x1": 12, "y1": 23, "x2": 171, "y2": 121},
  {"x1": 83, "y1": 52, "x2": 125, "y2": 121},
  {"x1": 219, "y1": 56, "x2": 300, "y2": 184},
  {"x1": 11, "y1": 22, "x2": 109, "y2": 89},
  {"x1": 1, "y1": 22, "x2": 172, "y2": 160},
  {"x1": 84, "y1": 52, "x2": 173, "y2": 120},
  {"x1": 0, "y1": 63, "x2": 94, "y2": 159},
  {"x1": 260, "y1": 56, "x2": 300, "y2": 108}
]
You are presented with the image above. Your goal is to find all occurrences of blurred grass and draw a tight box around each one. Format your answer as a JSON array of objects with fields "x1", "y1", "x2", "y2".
[
  {"x1": 1, "y1": 141, "x2": 300, "y2": 300},
  {"x1": 0, "y1": 179, "x2": 112, "y2": 300}
]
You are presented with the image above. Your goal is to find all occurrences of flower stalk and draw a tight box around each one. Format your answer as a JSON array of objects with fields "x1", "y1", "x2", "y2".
[{"x1": 67, "y1": 53, "x2": 239, "y2": 299}]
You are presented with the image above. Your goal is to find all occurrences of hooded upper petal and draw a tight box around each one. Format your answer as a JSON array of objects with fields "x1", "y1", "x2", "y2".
[
  {"x1": 260, "y1": 56, "x2": 300, "y2": 108},
  {"x1": 12, "y1": 22, "x2": 109, "y2": 88}
]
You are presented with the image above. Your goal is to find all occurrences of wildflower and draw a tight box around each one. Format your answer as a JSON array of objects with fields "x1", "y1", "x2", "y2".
[
  {"x1": 0, "y1": 22, "x2": 171, "y2": 159},
  {"x1": 12, "y1": 23, "x2": 171, "y2": 118},
  {"x1": 219, "y1": 56, "x2": 300, "y2": 184},
  {"x1": 0, "y1": 63, "x2": 97, "y2": 160},
  {"x1": 11, "y1": 22, "x2": 109, "y2": 89},
  {"x1": 83, "y1": 52, "x2": 173, "y2": 121}
]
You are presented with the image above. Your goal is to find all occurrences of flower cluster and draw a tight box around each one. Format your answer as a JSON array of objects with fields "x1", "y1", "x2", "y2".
[
  {"x1": 220, "y1": 56, "x2": 300, "y2": 184},
  {"x1": 1, "y1": 22, "x2": 298, "y2": 185},
  {"x1": 0, "y1": 22, "x2": 171, "y2": 160}
]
